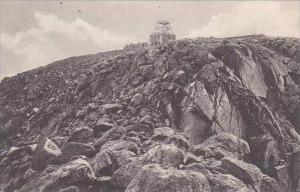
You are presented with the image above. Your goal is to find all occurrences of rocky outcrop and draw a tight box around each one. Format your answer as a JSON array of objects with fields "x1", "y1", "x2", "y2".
[{"x1": 0, "y1": 35, "x2": 299, "y2": 192}]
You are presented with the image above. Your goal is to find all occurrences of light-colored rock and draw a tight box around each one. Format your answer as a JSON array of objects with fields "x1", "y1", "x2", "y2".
[
  {"x1": 125, "y1": 164, "x2": 211, "y2": 192},
  {"x1": 17, "y1": 157, "x2": 95, "y2": 192},
  {"x1": 220, "y1": 157, "x2": 263, "y2": 187},
  {"x1": 131, "y1": 93, "x2": 143, "y2": 106},
  {"x1": 193, "y1": 133, "x2": 250, "y2": 159},
  {"x1": 208, "y1": 173, "x2": 249, "y2": 192},
  {"x1": 111, "y1": 144, "x2": 185, "y2": 189},
  {"x1": 153, "y1": 127, "x2": 174, "y2": 140},
  {"x1": 31, "y1": 137, "x2": 61, "y2": 170}
]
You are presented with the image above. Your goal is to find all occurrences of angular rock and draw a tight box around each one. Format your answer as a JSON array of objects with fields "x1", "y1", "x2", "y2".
[
  {"x1": 94, "y1": 126, "x2": 125, "y2": 150},
  {"x1": 208, "y1": 173, "x2": 249, "y2": 192},
  {"x1": 59, "y1": 142, "x2": 96, "y2": 163},
  {"x1": 192, "y1": 133, "x2": 250, "y2": 159},
  {"x1": 68, "y1": 126, "x2": 93, "y2": 143},
  {"x1": 111, "y1": 144, "x2": 185, "y2": 189},
  {"x1": 131, "y1": 93, "x2": 143, "y2": 106},
  {"x1": 220, "y1": 157, "x2": 263, "y2": 188},
  {"x1": 91, "y1": 151, "x2": 114, "y2": 176},
  {"x1": 260, "y1": 175, "x2": 281, "y2": 192},
  {"x1": 94, "y1": 117, "x2": 114, "y2": 133},
  {"x1": 153, "y1": 127, "x2": 175, "y2": 141},
  {"x1": 31, "y1": 137, "x2": 61, "y2": 171},
  {"x1": 125, "y1": 164, "x2": 211, "y2": 192},
  {"x1": 101, "y1": 140, "x2": 139, "y2": 154},
  {"x1": 103, "y1": 103, "x2": 123, "y2": 113},
  {"x1": 16, "y1": 156, "x2": 95, "y2": 192}
]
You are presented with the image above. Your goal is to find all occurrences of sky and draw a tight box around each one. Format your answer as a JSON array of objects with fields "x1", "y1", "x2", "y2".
[{"x1": 0, "y1": 1, "x2": 299, "y2": 80}]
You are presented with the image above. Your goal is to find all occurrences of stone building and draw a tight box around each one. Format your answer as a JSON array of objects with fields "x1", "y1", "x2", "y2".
[
  {"x1": 124, "y1": 20, "x2": 176, "y2": 50},
  {"x1": 149, "y1": 20, "x2": 176, "y2": 45},
  {"x1": 124, "y1": 42, "x2": 148, "y2": 51}
]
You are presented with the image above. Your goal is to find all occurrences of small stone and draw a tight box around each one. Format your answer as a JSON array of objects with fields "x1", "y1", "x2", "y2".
[
  {"x1": 59, "y1": 186, "x2": 80, "y2": 192},
  {"x1": 69, "y1": 126, "x2": 93, "y2": 143},
  {"x1": 95, "y1": 118, "x2": 114, "y2": 132},
  {"x1": 131, "y1": 93, "x2": 143, "y2": 106},
  {"x1": 103, "y1": 103, "x2": 123, "y2": 113}
]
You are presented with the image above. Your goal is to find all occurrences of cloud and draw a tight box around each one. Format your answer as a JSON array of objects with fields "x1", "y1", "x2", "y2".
[
  {"x1": 187, "y1": 2, "x2": 300, "y2": 38},
  {"x1": 0, "y1": 12, "x2": 136, "y2": 79}
]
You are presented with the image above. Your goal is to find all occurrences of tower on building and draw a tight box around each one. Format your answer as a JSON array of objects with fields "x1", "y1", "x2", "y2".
[{"x1": 149, "y1": 20, "x2": 176, "y2": 45}]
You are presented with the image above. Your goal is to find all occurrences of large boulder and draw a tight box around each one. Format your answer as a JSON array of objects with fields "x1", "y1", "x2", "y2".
[
  {"x1": 16, "y1": 156, "x2": 95, "y2": 192},
  {"x1": 125, "y1": 164, "x2": 211, "y2": 192},
  {"x1": 192, "y1": 133, "x2": 250, "y2": 159},
  {"x1": 220, "y1": 157, "x2": 263, "y2": 190},
  {"x1": 111, "y1": 144, "x2": 185, "y2": 189},
  {"x1": 94, "y1": 126, "x2": 125, "y2": 150},
  {"x1": 208, "y1": 173, "x2": 249, "y2": 192},
  {"x1": 31, "y1": 137, "x2": 61, "y2": 170}
]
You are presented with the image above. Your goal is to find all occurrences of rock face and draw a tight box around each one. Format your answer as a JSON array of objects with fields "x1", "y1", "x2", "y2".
[{"x1": 0, "y1": 35, "x2": 299, "y2": 192}]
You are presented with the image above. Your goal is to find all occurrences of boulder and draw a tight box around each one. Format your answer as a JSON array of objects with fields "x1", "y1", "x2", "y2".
[
  {"x1": 101, "y1": 140, "x2": 139, "y2": 154},
  {"x1": 125, "y1": 164, "x2": 211, "y2": 192},
  {"x1": 59, "y1": 142, "x2": 96, "y2": 163},
  {"x1": 220, "y1": 157, "x2": 263, "y2": 188},
  {"x1": 260, "y1": 175, "x2": 281, "y2": 192},
  {"x1": 31, "y1": 137, "x2": 61, "y2": 171},
  {"x1": 153, "y1": 127, "x2": 174, "y2": 141},
  {"x1": 17, "y1": 156, "x2": 95, "y2": 192},
  {"x1": 94, "y1": 117, "x2": 114, "y2": 133},
  {"x1": 131, "y1": 93, "x2": 143, "y2": 106},
  {"x1": 208, "y1": 173, "x2": 249, "y2": 192},
  {"x1": 192, "y1": 133, "x2": 250, "y2": 159},
  {"x1": 68, "y1": 126, "x2": 93, "y2": 143},
  {"x1": 94, "y1": 126, "x2": 125, "y2": 150},
  {"x1": 103, "y1": 103, "x2": 123, "y2": 113},
  {"x1": 111, "y1": 144, "x2": 185, "y2": 189},
  {"x1": 91, "y1": 151, "x2": 114, "y2": 176}
]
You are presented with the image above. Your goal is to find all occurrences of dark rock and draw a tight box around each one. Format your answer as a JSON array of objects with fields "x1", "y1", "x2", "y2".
[
  {"x1": 68, "y1": 126, "x2": 93, "y2": 143},
  {"x1": 94, "y1": 126, "x2": 125, "y2": 150},
  {"x1": 260, "y1": 175, "x2": 281, "y2": 192},
  {"x1": 94, "y1": 117, "x2": 114, "y2": 133},
  {"x1": 220, "y1": 157, "x2": 262, "y2": 190},
  {"x1": 91, "y1": 151, "x2": 114, "y2": 176},
  {"x1": 59, "y1": 142, "x2": 96, "y2": 163}
]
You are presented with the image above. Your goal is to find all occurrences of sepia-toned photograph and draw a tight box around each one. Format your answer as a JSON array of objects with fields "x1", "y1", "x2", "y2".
[{"x1": 0, "y1": 1, "x2": 299, "y2": 192}]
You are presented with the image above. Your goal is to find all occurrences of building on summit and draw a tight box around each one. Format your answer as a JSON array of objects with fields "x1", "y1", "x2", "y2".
[
  {"x1": 149, "y1": 20, "x2": 176, "y2": 45},
  {"x1": 124, "y1": 20, "x2": 176, "y2": 51}
]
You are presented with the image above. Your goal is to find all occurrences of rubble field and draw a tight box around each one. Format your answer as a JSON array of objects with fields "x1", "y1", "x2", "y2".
[{"x1": 0, "y1": 34, "x2": 300, "y2": 192}]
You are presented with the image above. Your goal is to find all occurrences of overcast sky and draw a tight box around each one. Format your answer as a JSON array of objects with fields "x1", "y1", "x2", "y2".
[{"x1": 0, "y1": 1, "x2": 299, "y2": 80}]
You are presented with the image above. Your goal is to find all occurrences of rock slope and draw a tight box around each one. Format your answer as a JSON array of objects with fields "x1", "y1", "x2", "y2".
[{"x1": 0, "y1": 34, "x2": 299, "y2": 192}]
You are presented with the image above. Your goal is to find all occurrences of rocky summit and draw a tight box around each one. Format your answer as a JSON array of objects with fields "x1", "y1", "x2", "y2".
[{"x1": 0, "y1": 34, "x2": 299, "y2": 192}]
